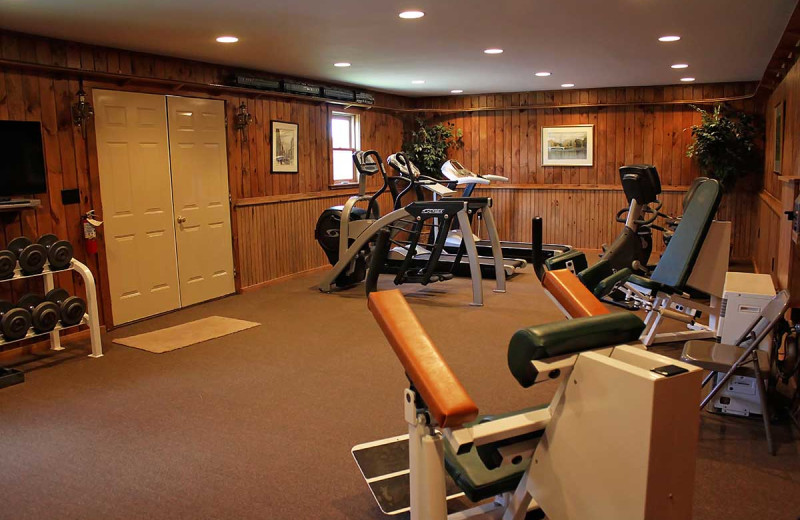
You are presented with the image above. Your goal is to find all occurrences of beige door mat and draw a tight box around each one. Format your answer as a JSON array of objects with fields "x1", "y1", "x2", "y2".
[{"x1": 113, "y1": 316, "x2": 260, "y2": 354}]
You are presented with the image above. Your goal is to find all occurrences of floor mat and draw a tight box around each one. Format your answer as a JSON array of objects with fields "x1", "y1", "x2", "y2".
[{"x1": 113, "y1": 316, "x2": 260, "y2": 353}]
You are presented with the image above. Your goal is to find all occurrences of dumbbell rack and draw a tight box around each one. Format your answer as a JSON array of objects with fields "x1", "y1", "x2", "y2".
[{"x1": 0, "y1": 259, "x2": 102, "y2": 358}]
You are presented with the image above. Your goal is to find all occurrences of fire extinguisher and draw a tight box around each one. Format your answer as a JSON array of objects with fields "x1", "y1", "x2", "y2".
[{"x1": 81, "y1": 210, "x2": 103, "y2": 255}]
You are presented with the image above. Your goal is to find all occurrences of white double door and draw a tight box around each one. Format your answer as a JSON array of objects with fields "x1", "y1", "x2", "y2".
[{"x1": 93, "y1": 90, "x2": 235, "y2": 325}]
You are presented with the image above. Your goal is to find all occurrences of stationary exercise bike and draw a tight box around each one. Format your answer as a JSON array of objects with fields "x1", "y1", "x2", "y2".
[{"x1": 543, "y1": 164, "x2": 665, "y2": 295}]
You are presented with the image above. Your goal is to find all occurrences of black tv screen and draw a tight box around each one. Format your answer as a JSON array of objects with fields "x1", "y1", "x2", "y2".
[{"x1": 0, "y1": 120, "x2": 47, "y2": 197}]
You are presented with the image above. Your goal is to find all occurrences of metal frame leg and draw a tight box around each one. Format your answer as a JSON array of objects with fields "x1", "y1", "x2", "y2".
[
  {"x1": 43, "y1": 271, "x2": 64, "y2": 351},
  {"x1": 457, "y1": 210, "x2": 484, "y2": 306},
  {"x1": 405, "y1": 389, "x2": 448, "y2": 520},
  {"x1": 477, "y1": 204, "x2": 507, "y2": 294},
  {"x1": 71, "y1": 260, "x2": 103, "y2": 358},
  {"x1": 751, "y1": 355, "x2": 776, "y2": 455}
]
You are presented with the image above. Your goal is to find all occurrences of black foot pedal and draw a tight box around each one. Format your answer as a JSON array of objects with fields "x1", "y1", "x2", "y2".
[{"x1": 352, "y1": 435, "x2": 464, "y2": 515}]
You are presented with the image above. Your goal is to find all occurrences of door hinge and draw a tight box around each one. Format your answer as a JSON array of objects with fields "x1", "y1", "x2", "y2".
[{"x1": 233, "y1": 268, "x2": 238, "y2": 278}]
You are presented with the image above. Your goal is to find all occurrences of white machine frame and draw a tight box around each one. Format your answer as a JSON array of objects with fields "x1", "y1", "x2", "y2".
[
  {"x1": 400, "y1": 345, "x2": 702, "y2": 520},
  {"x1": 620, "y1": 221, "x2": 731, "y2": 347}
]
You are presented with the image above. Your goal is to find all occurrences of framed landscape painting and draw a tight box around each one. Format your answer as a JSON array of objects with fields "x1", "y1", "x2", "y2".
[
  {"x1": 271, "y1": 120, "x2": 299, "y2": 173},
  {"x1": 541, "y1": 124, "x2": 594, "y2": 167}
]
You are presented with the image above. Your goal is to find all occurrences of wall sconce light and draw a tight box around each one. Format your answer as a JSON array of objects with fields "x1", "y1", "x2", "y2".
[
  {"x1": 71, "y1": 87, "x2": 94, "y2": 140},
  {"x1": 234, "y1": 102, "x2": 252, "y2": 139}
]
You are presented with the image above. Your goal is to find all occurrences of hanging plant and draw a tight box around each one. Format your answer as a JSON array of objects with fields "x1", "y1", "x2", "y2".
[
  {"x1": 402, "y1": 118, "x2": 463, "y2": 177},
  {"x1": 686, "y1": 104, "x2": 762, "y2": 191}
]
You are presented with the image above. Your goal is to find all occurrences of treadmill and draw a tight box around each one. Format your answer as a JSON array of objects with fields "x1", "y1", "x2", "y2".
[
  {"x1": 440, "y1": 160, "x2": 572, "y2": 262},
  {"x1": 385, "y1": 154, "x2": 527, "y2": 278}
]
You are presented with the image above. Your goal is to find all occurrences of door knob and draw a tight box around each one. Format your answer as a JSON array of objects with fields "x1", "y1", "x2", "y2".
[{"x1": 177, "y1": 216, "x2": 186, "y2": 224}]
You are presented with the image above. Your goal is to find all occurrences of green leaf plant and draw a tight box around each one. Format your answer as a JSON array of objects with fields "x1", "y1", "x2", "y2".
[
  {"x1": 402, "y1": 118, "x2": 464, "y2": 177},
  {"x1": 686, "y1": 104, "x2": 762, "y2": 191}
]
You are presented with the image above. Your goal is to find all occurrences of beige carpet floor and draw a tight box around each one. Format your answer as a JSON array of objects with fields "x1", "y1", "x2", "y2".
[{"x1": 0, "y1": 268, "x2": 797, "y2": 520}]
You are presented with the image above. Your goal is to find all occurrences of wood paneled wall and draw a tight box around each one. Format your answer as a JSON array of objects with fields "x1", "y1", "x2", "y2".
[
  {"x1": 419, "y1": 84, "x2": 759, "y2": 186},
  {"x1": 756, "y1": 52, "x2": 800, "y2": 284},
  {"x1": 234, "y1": 192, "x2": 396, "y2": 289},
  {"x1": 0, "y1": 29, "x2": 406, "y2": 328},
  {"x1": 475, "y1": 186, "x2": 755, "y2": 261},
  {"x1": 417, "y1": 84, "x2": 761, "y2": 263}
]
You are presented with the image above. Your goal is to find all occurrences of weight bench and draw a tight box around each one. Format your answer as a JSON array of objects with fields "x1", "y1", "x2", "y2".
[
  {"x1": 618, "y1": 179, "x2": 726, "y2": 345},
  {"x1": 354, "y1": 289, "x2": 702, "y2": 519}
]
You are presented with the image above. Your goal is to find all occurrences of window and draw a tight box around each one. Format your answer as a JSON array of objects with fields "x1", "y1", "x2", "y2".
[{"x1": 331, "y1": 112, "x2": 360, "y2": 185}]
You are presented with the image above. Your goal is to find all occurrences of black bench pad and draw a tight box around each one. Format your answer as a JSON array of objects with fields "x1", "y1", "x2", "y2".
[
  {"x1": 508, "y1": 313, "x2": 645, "y2": 388},
  {"x1": 443, "y1": 407, "x2": 543, "y2": 502}
]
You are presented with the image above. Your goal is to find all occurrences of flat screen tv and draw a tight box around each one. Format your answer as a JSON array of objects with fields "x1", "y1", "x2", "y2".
[{"x1": 0, "y1": 120, "x2": 47, "y2": 197}]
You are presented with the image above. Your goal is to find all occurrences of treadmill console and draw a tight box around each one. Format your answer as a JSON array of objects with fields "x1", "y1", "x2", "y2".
[{"x1": 441, "y1": 160, "x2": 473, "y2": 179}]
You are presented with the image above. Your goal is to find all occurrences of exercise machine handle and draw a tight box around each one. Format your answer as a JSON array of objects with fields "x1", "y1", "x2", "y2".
[{"x1": 368, "y1": 289, "x2": 479, "y2": 428}]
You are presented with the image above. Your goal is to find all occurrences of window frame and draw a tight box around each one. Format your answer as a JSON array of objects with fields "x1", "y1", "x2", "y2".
[{"x1": 330, "y1": 111, "x2": 360, "y2": 187}]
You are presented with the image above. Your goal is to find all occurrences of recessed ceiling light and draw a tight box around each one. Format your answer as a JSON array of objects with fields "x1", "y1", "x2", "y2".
[
  {"x1": 671, "y1": 63, "x2": 689, "y2": 69},
  {"x1": 561, "y1": 83, "x2": 575, "y2": 88},
  {"x1": 334, "y1": 62, "x2": 351, "y2": 67},
  {"x1": 484, "y1": 48, "x2": 504, "y2": 54},
  {"x1": 451, "y1": 89, "x2": 464, "y2": 94},
  {"x1": 659, "y1": 35, "x2": 681, "y2": 42},
  {"x1": 216, "y1": 36, "x2": 239, "y2": 43},
  {"x1": 399, "y1": 10, "x2": 425, "y2": 19},
  {"x1": 412, "y1": 80, "x2": 425, "y2": 84},
  {"x1": 680, "y1": 77, "x2": 696, "y2": 82},
  {"x1": 535, "y1": 72, "x2": 551, "y2": 77}
]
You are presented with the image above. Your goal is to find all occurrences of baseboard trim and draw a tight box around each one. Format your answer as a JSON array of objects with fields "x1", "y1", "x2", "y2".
[{"x1": 239, "y1": 265, "x2": 331, "y2": 293}]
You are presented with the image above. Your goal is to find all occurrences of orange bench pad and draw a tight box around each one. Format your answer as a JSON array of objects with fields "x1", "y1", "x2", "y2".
[
  {"x1": 542, "y1": 269, "x2": 610, "y2": 318},
  {"x1": 368, "y1": 290, "x2": 479, "y2": 429}
]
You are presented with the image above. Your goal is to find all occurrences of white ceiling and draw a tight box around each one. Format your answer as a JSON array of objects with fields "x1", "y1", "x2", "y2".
[{"x1": 0, "y1": 0, "x2": 797, "y2": 96}]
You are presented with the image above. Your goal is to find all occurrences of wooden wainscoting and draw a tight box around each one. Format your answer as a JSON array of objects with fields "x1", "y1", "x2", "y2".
[
  {"x1": 233, "y1": 191, "x2": 396, "y2": 290},
  {"x1": 233, "y1": 186, "x2": 756, "y2": 291},
  {"x1": 753, "y1": 190, "x2": 782, "y2": 284},
  {"x1": 472, "y1": 186, "x2": 755, "y2": 260}
]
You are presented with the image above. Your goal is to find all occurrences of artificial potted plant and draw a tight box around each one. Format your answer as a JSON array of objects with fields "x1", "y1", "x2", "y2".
[
  {"x1": 402, "y1": 118, "x2": 463, "y2": 177},
  {"x1": 686, "y1": 104, "x2": 762, "y2": 192}
]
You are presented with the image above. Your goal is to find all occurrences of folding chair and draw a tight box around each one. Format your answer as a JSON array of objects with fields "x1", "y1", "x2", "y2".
[{"x1": 680, "y1": 290, "x2": 790, "y2": 455}]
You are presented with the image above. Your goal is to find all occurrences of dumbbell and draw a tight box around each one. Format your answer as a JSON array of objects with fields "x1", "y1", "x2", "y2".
[
  {"x1": 0, "y1": 247, "x2": 15, "y2": 280},
  {"x1": 37, "y1": 234, "x2": 74, "y2": 271},
  {"x1": 0, "y1": 300, "x2": 32, "y2": 341},
  {"x1": 45, "y1": 288, "x2": 86, "y2": 327},
  {"x1": 16, "y1": 293, "x2": 60, "y2": 333},
  {"x1": 6, "y1": 237, "x2": 47, "y2": 275}
]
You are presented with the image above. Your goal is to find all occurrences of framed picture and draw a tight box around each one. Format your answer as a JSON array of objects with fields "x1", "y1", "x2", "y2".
[
  {"x1": 541, "y1": 124, "x2": 594, "y2": 167},
  {"x1": 271, "y1": 120, "x2": 299, "y2": 173},
  {"x1": 774, "y1": 101, "x2": 784, "y2": 174}
]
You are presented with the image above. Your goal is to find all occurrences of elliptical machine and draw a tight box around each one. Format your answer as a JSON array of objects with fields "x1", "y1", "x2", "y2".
[
  {"x1": 316, "y1": 151, "x2": 500, "y2": 305},
  {"x1": 315, "y1": 150, "x2": 387, "y2": 288}
]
